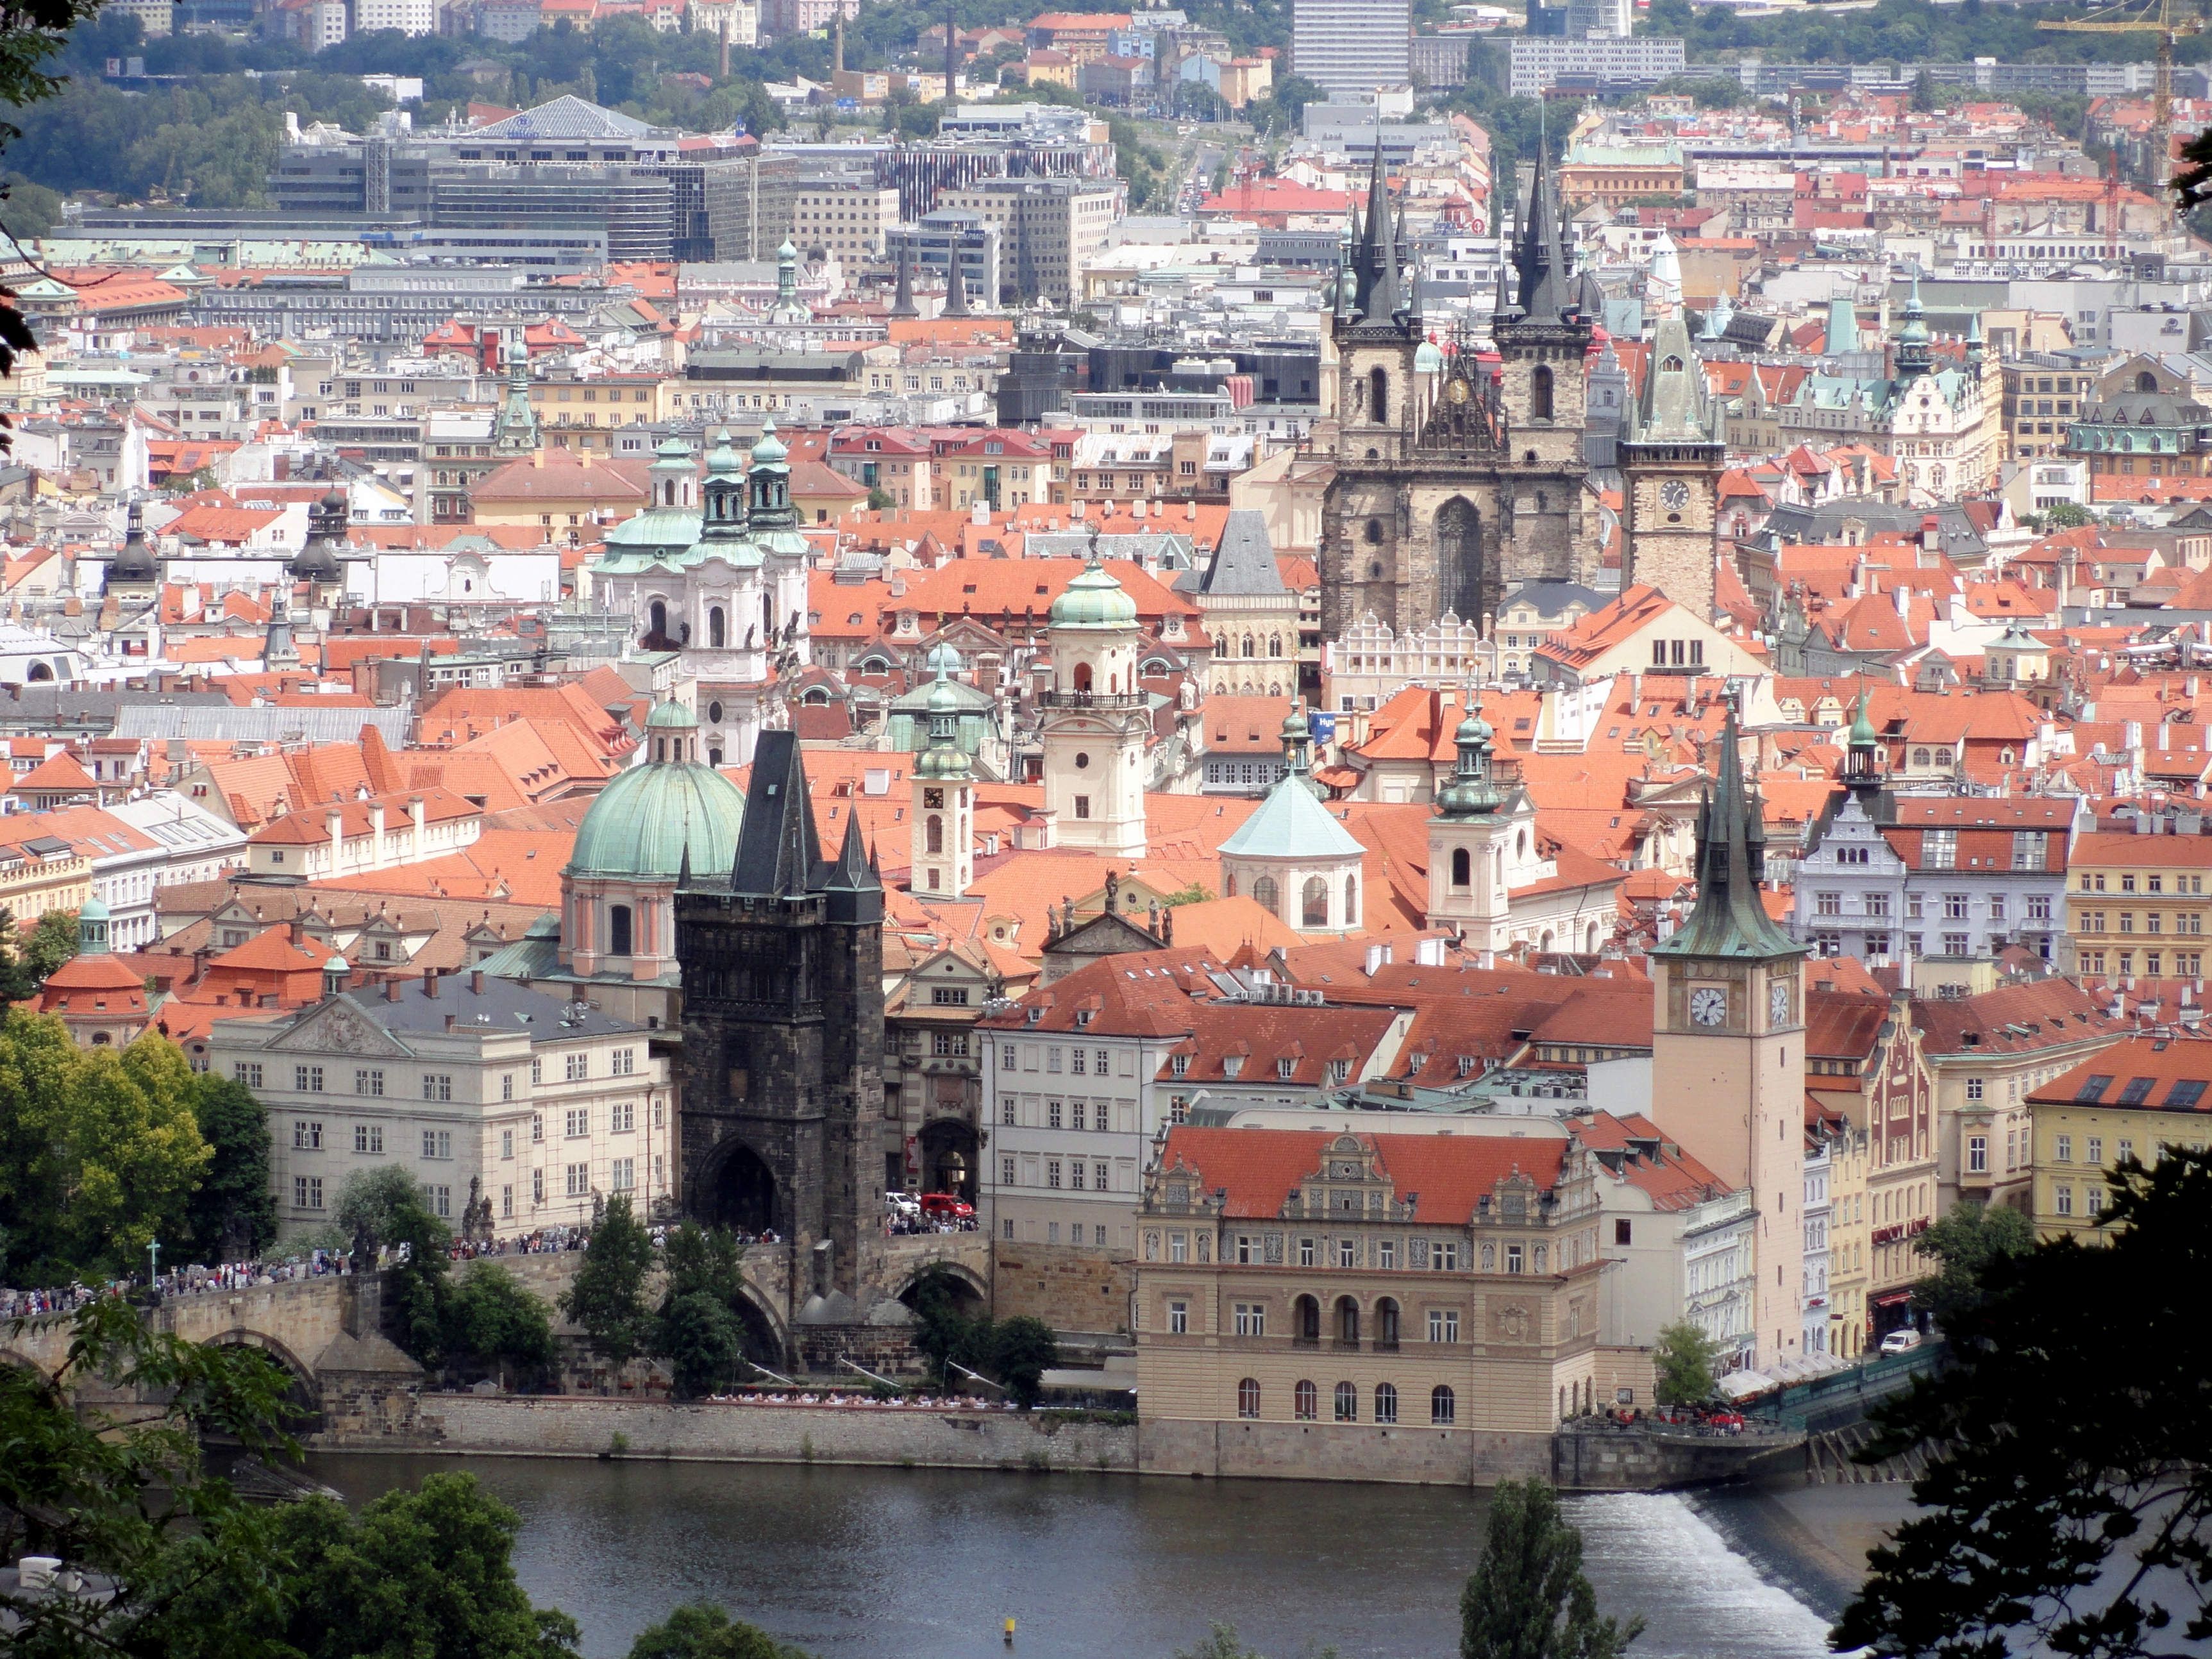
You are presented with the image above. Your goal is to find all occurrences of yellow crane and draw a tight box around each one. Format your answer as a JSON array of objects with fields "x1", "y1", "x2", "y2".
[{"x1": 2038, "y1": 0, "x2": 2203, "y2": 218}]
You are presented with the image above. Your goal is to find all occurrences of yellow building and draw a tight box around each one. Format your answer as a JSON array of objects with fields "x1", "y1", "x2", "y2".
[
  {"x1": 528, "y1": 375, "x2": 690, "y2": 455},
  {"x1": 1557, "y1": 144, "x2": 1685, "y2": 209},
  {"x1": 2064, "y1": 830, "x2": 2212, "y2": 979},
  {"x1": 0, "y1": 837, "x2": 92, "y2": 924},
  {"x1": 1134, "y1": 1125, "x2": 1603, "y2": 1485},
  {"x1": 1821, "y1": 1119, "x2": 1873, "y2": 1360},
  {"x1": 2026, "y1": 1034, "x2": 2212, "y2": 1243},
  {"x1": 467, "y1": 448, "x2": 650, "y2": 539}
]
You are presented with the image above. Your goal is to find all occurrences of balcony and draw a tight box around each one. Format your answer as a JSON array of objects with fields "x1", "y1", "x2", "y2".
[{"x1": 1039, "y1": 689, "x2": 1147, "y2": 711}]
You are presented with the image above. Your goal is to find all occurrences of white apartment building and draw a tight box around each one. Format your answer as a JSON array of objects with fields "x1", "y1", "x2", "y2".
[
  {"x1": 935, "y1": 178, "x2": 1119, "y2": 307},
  {"x1": 353, "y1": 0, "x2": 436, "y2": 31},
  {"x1": 1802, "y1": 1137, "x2": 1832, "y2": 1354},
  {"x1": 213, "y1": 968, "x2": 673, "y2": 1240},
  {"x1": 1290, "y1": 0, "x2": 1411, "y2": 98},
  {"x1": 790, "y1": 181, "x2": 900, "y2": 260},
  {"x1": 1680, "y1": 1189, "x2": 1755, "y2": 1367}
]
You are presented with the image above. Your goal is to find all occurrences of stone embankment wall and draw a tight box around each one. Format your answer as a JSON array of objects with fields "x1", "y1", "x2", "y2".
[
  {"x1": 1550, "y1": 1423, "x2": 1807, "y2": 1490},
  {"x1": 1139, "y1": 1417, "x2": 1555, "y2": 1486},
  {"x1": 382, "y1": 1395, "x2": 1136, "y2": 1472},
  {"x1": 989, "y1": 1242, "x2": 1132, "y2": 1339}
]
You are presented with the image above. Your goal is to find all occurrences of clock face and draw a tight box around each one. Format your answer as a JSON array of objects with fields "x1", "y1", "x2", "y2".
[
  {"x1": 1660, "y1": 480, "x2": 1691, "y2": 512},
  {"x1": 1688, "y1": 986, "x2": 1729, "y2": 1027},
  {"x1": 1447, "y1": 376, "x2": 1471, "y2": 405},
  {"x1": 1770, "y1": 981, "x2": 1791, "y2": 1027}
]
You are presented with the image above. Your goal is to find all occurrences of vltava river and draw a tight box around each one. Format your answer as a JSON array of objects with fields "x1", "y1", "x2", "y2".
[{"x1": 307, "y1": 1454, "x2": 1865, "y2": 1659}]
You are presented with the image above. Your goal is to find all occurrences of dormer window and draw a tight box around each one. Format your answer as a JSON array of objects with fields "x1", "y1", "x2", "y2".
[
  {"x1": 1170, "y1": 1053, "x2": 1189, "y2": 1077},
  {"x1": 1277, "y1": 1057, "x2": 1295, "y2": 1080},
  {"x1": 1025, "y1": 1007, "x2": 1043, "y2": 1026},
  {"x1": 1075, "y1": 1008, "x2": 1094, "y2": 1028},
  {"x1": 1223, "y1": 1056, "x2": 1244, "y2": 1080},
  {"x1": 1330, "y1": 1059, "x2": 1351, "y2": 1084}
]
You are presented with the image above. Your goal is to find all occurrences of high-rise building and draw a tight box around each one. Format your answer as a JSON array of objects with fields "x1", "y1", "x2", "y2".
[{"x1": 1291, "y1": 0, "x2": 1412, "y2": 99}]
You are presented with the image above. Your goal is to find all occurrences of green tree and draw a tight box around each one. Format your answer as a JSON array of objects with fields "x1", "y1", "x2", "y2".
[
  {"x1": 2041, "y1": 500, "x2": 2095, "y2": 528},
  {"x1": 1650, "y1": 1320, "x2": 1722, "y2": 1408},
  {"x1": 656, "y1": 1220, "x2": 751, "y2": 1397},
  {"x1": 628, "y1": 1601, "x2": 816, "y2": 1659},
  {"x1": 335, "y1": 1162, "x2": 437, "y2": 1254},
  {"x1": 446, "y1": 1262, "x2": 556, "y2": 1383},
  {"x1": 867, "y1": 486, "x2": 895, "y2": 510},
  {"x1": 23, "y1": 908, "x2": 80, "y2": 986},
  {"x1": 1160, "y1": 882, "x2": 1213, "y2": 907},
  {"x1": 0, "y1": 171, "x2": 59, "y2": 237},
  {"x1": 907, "y1": 1262, "x2": 994, "y2": 1383},
  {"x1": 1172, "y1": 1627, "x2": 1269, "y2": 1659},
  {"x1": 0, "y1": 1297, "x2": 302, "y2": 1659},
  {"x1": 1909, "y1": 1199, "x2": 2032, "y2": 1331},
  {"x1": 180, "y1": 1071, "x2": 277, "y2": 1265},
  {"x1": 1460, "y1": 1479, "x2": 1645, "y2": 1659},
  {"x1": 562, "y1": 1193, "x2": 656, "y2": 1368},
  {"x1": 220, "y1": 1473, "x2": 580, "y2": 1659},
  {"x1": 1836, "y1": 1147, "x2": 2212, "y2": 1659},
  {"x1": 333, "y1": 1165, "x2": 452, "y2": 1363},
  {"x1": 990, "y1": 1315, "x2": 1059, "y2": 1410},
  {"x1": 0, "y1": 1015, "x2": 212, "y2": 1283},
  {"x1": 1911, "y1": 69, "x2": 1938, "y2": 113}
]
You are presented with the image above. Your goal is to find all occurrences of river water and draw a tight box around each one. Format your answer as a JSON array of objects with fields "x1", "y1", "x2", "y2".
[{"x1": 306, "y1": 1454, "x2": 1888, "y2": 1659}]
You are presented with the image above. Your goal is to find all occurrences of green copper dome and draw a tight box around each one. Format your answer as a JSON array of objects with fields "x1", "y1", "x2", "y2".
[
  {"x1": 1847, "y1": 691, "x2": 1878, "y2": 749},
  {"x1": 751, "y1": 420, "x2": 788, "y2": 466},
  {"x1": 1050, "y1": 558, "x2": 1139, "y2": 630},
  {"x1": 568, "y1": 742, "x2": 746, "y2": 880},
  {"x1": 1414, "y1": 336, "x2": 1445, "y2": 374}
]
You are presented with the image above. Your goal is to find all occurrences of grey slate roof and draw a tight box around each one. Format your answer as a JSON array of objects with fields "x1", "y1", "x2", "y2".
[
  {"x1": 1500, "y1": 580, "x2": 1607, "y2": 619},
  {"x1": 1197, "y1": 507, "x2": 1288, "y2": 596},
  {"x1": 0, "y1": 688, "x2": 230, "y2": 735},
  {"x1": 115, "y1": 703, "x2": 414, "y2": 745},
  {"x1": 297, "y1": 974, "x2": 646, "y2": 1041}
]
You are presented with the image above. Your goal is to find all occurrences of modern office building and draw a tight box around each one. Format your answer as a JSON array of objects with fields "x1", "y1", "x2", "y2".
[
  {"x1": 1291, "y1": 0, "x2": 1412, "y2": 99},
  {"x1": 935, "y1": 177, "x2": 1120, "y2": 305},
  {"x1": 885, "y1": 211, "x2": 1003, "y2": 307}
]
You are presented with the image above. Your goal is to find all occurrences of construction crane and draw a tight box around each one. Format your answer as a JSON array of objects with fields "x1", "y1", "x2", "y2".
[{"x1": 2038, "y1": 0, "x2": 2203, "y2": 224}]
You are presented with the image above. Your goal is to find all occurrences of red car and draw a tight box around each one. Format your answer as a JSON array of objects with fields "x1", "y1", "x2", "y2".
[{"x1": 919, "y1": 1192, "x2": 974, "y2": 1220}]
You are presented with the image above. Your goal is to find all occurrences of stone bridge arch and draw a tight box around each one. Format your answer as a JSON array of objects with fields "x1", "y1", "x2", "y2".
[
  {"x1": 208, "y1": 1327, "x2": 325, "y2": 1433},
  {"x1": 890, "y1": 1252, "x2": 989, "y2": 1317},
  {"x1": 731, "y1": 1280, "x2": 792, "y2": 1370}
]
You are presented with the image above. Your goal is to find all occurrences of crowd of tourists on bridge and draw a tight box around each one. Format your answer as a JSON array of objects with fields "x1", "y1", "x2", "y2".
[{"x1": 708, "y1": 1388, "x2": 1012, "y2": 1410}]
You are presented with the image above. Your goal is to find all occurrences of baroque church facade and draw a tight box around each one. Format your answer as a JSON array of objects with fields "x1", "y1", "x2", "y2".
[{"x1": 1321, "y1": 155, "x2": 1608, "y2": 640}]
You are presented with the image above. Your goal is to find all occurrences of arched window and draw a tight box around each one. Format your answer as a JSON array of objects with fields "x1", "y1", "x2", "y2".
[
  {"x1": 1294, "y1": 1379, "x2": 1318, "y2": 1420},
  {"x1": 1242, "y1": 635, "x2": 1255, "y2": 659},
  {"x1": 1074, "y1": 661, "x2": 1093, "y2": 692},
  {"x1": 1295, "y1": 1295, "x2": 1320, "y2": 1342},
  {"x1": 1451, "y1": 847, "x2": 1471, "y2": 889},
  {"x1": 2138, "y1": 370, "x2": 2159, "y2": 392},
  {"x1": 648, "y1": 598, "x2": 667, "y2": 639},
  {"x1": 1268, "y1": 635, "x2": 1282, "y2": 658},
  {"x1": 1913, "y1": 748, "x2": 1931, "y2": 766},
  {"x1": 1253, "y1": 875, "x2": 1279, "y2": 914},
  {"x1": 1225, "y1": 873, "x2": 1238, "y2": 898},
  {"x1": 1934, "y1": 747, "x2": 1954, "y2": 766},
  {"x1": 926, "y1": 815, "x2": 943, "y2": 854},
  {"x1": 1344, "y1": 874, "x2": 1358, "y2": 926},
  {"x1": 1431, "y1": 1385, "x2": 1456, "y2": 1426},
  {"x1": 708, "y1": 606, "x2": 726, "y2": 648},
  {"x1": 1661, "y1": 355, "x2": 1684, "y2": 374},
  {"x1": 1375, "y1": 1297, "x2": 1399, "y2": 1347},
  {"x1": 1336, "y1": 1295, "x2": 1360, "y2": 1344},
  {"x1": 1374, "y1": 1383, "x2": 1398, "y2": 1424},
  {"x1": 608, "y1": 904, "x2": 633, "y2": 957},
  {"x1": 1237, "y1": 1377, "x2": 1261, "y2": 1419},
  {"x1": 1334, "y1": 1381, "x2": 1359, "y2": 1421},
  {"x1": 1369, "y1": 366, "x2": 1389, "y2": 424},
  {"x1": 1530, "y1": 364, "x2": 1554, "y2": 421},
  {"x1": 1302, "y1": 877, "x2": 1330, "y2": 929}
]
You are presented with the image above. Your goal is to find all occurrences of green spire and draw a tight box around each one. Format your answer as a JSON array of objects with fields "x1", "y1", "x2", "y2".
[
  {"x1": 1434, "y1": 691, "x2": 1505, "y2": 818},
  {"x1": 1653, "y1": 711, "x2": 1804, "y2": 961}
]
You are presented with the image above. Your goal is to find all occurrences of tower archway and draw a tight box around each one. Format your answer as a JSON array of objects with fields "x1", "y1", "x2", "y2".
[{"x1": 707, "y1": 1140, "x2": 780, "y2": 1236}]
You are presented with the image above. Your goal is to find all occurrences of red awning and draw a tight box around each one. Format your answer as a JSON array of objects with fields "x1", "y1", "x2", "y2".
[{"x1": 1874, "y1": 1290, "x2": 1913, "y2": 1306}]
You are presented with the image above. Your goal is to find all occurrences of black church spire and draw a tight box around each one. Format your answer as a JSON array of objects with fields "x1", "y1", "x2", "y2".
[{"x1": 1652, "y1": 712, "x2": 1802, "y2": 959}]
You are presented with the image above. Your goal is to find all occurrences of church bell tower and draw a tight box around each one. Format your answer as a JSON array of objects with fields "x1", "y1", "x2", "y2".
[{"x1": 1620, "y1": 312, "x2": 1725, "y2": 621}]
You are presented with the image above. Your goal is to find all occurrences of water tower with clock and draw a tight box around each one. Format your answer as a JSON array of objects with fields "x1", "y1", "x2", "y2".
[{"x1": 1648, "y1": 711, "x2": 1807, "y2": 1372}]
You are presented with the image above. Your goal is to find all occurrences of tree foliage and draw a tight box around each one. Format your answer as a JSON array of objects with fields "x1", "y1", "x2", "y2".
[
  {"x1": 0, "y1": 1015, "x2": 212, "y2": 1285},
  {"x1": 446, "y1": 1263, "x2": 557, "y2": 1381},
  {"x1": 1836, "y1": 1147, "x2": 2212, "y2": 1659},
  {"x1": 906, "y1": 1267, "x2": 1059, "y2": 1407},
  {"x1": 333, "y1": 1165, "x2": 452, "y2": 1364},
  {"x1": 181, "y1": 1072, "x2": 278, "y2": 1264},
  {"x1": 991, "y1": 1315, "x2": 1059, "y2": 1410},
  {"x1": 0, "y1": 1297, "x2": 302, "y2": 1659},
  {"x1": 1650, "y1": 1320, "x2": 1722, "y2": 1408},
  {"x1": 561, "y1": 1193, "x2": 656, "y2": 1368},
  {"x1": 1461, "y1": 1479, "x2": 1645, "y2": 1659},
  {"x1": 627, "y1": 1601, "x2": 815, "y2": 1659},
  {"x1": 655, "y1": 1221, "x2": 751, "y2": 1398},
  {"x1": 1909, "y1": 1199, "x2": 2033, "y2": 1331}
]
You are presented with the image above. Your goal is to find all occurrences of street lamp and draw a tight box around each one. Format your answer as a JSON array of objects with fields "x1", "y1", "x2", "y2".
[{"x1": 147, "y1": 1238, "x2": 162, "y2": 1292}]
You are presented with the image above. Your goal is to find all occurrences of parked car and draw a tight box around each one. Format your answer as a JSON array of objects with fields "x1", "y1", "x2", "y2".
[
  {"x1": 1879, "y1": 1328, "x2": 1923, "y2": 1356},
  {"x1": 919, "y1": 1192, "x2": 974, "y2": 1220},
  {"x1": 885, "y1": 1192, "x2": 921, "y2": 1217}
]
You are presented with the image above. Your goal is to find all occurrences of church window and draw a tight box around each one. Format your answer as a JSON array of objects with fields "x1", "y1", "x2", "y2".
[
  {"x1": 926, "y1": 815, "x2": 944, "y2": 854},
  {"x1": 1531, "y1": 365, "x2": 1554, "y2": 421},
  {"x1": 1242, "y1": 636, "x2": 1255, "y2": 658},
  {"x1": 1364, "y1": 518, "x2": 1384, "y2": 544},
  {"x1": 1451, "y1": 848, "x2": 1471, "y2": 889},
  {"x1": 1369, "y1": 367, "x2": 1389, "y2": 423},
  {"x1": 709, "y1": 607, "x2": 725, "y2": 648},
  {"x1": 1345, "y1": 875, "x2": 1358, "y2": 925},
  {"x1": 608, "y1": 904, "x2": 633, "y2": 956},
  {"x1": 1253, "y1": 875, "x2": 1279, "y2": 914},
  {"x1": 1303, "y1": 877, "x2": 1329, "y2": 928},
  {"x1": 1269, "y1": 636, "x2": 1282, "y2": 657},
  {"x1": 1661, "y1": 356, "x2": 1683, "y2": 374}
]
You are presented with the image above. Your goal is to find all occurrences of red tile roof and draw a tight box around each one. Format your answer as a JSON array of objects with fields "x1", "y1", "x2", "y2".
[{"x1": 1156, "y1": 1125, "x2": 1566, "y2": 1223}]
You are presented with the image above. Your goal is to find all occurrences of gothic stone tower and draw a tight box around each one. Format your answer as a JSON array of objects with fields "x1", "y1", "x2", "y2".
[
  {"x1": 676, "y1": 732, "x2": 885, "y2": 1306},
  {"x1": 1647, "y1": 712, "x2": 1807, "y2": 1371},
  {"x1": 1320, "y1": 150, "x2": 1599, "y2": 641},
  {"x1": 1621, "y1": 312, "x2": 1725, "y2": 621}
]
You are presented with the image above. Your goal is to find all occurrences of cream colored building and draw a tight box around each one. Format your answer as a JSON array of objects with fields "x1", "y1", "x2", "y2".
[
  {"x1": 213, "y1": 968, "x2": 674, "y2": 1240},
  {"x1": 1134, "y1": 1125, "x2": 1607, "y2": 1483},
  {"x1": 935, "y1": 178, "x2": 1120, "y2": 307}
]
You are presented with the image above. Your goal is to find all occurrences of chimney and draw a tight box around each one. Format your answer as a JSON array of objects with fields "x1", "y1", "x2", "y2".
[
  {"x1": 385, "y1": 977, "x2": 400, "y2": 1002},
  {"x1": 445, "y1": 1014, "x2": 457, "y2": 1032},
  {"x1": 424, "y1": 969, "x2": 439, "y2": 997},
  {"x1": 471, "y1": 968, "x2": 484, "y2": 994},
  {"x1": 1364, "y1": 943, "x2": 1386, "y2": 976}
]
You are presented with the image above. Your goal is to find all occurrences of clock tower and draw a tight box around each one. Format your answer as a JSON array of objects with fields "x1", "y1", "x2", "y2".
[
  {"x1": 1620, "y1": 312, "x2": 1724, "y2": 623},
  {"x1": 1648, "y1": 711, "x2": 1807, "y2": 1371}
]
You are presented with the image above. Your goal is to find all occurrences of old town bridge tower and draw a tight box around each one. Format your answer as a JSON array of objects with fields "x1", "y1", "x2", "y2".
[
  {"x1": 1320, "y1": 148, "x2": 1600, "y2": 639},
  {"x1": 675, "y1": 731, "x2": 885, "y2": 1299}
]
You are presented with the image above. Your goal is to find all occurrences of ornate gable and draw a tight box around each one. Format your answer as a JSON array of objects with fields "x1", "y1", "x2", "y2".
[{"x1": 266, "y1": 998, "x2": 415, "y2": 1058}]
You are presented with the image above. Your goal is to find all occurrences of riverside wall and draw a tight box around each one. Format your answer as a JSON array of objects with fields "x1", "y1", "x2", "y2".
[{"x1": 367, "y1": 1394, "x2": 1137, "y2": 1472}]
